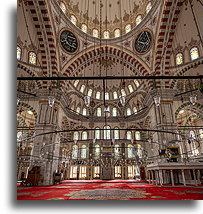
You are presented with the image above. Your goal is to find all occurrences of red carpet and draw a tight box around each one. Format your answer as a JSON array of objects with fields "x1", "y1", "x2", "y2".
[{"x1": 17, "y1": 180, "x2": 203, "y2": 200}]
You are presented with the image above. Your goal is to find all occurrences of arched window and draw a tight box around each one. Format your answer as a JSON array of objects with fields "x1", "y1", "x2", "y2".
[
  {"x1": 133, "y1": 107, "x2": 138, "y2": 114},
  {"x1": 128, "y1": 85, "x2": 134, "y2": 93},
  {"x1": 127, "y1": 131, "x2": 132, "y2": 140},
  {"x1": 93, "y1": 29, "x2": 99, "y2": 38},
  {"x1": 176, "y1": 53, "x2": 183, "y2": 65},
  {"x1": 76, "y1": 107, "x2": 80, "y2": 114},
  {"x1": 70, "y1": 15, "x2": 77, "y2": 25},
  {"x1": 72, "y1": 145, "x2": 78, "y2": 159},
  {"x1": 114, "y1": 29, "x2": 121, "y2": 38},
  {"x1": 190, "y1": 130, "x2": 196, "y2": 140},
  {"x1": 73, "y1": 131, "x2": 79, "y2": 141},
  {"x1": 81, "y1": 24, "x2": 87, "y2": 33},
  {"x1": 96, "y1": 91, "x2": 101, "y2": 99},
  {"x1": 190, "y1": 47, "x2": 199, "y2": 61},
  {"x1": 134, "y1": 80, "x2": 140, "y2": 88},
  {"x1": 103, "y1": 31, "x2": 110, "y2": 39},
  {"x1": 114, "y1": 128, "x2": 119, "y2": 140},
  {"x1": 127, "y1": 108, "x2": 131, "y2": 116},
  {"x1": 121, "y1": 89, "x2": 126, "y2": 96},
  {"x1": 59, "y1": 2, "x2": 66, "y2": 14},
  {"x1": 112, "y1": 108, "x2": 117, "y2": 117},
  {"x1": 82, "y1": 131, "x2": 88, "y2": 140},
  {"x1": 17, "y1": 46, "x2": 22, "y2": 60},
  {"x1": 97, "y1": 107, "x2": 102, "y2": 117},
  {"x1": 125, "y1": 24, "x2": 131, "y2": 33},
  {"x1": 17, "y1": 131, "x2": 23, "y2": 142},
  {"x1": 146, "y1": 2, "x2": 152, "y2": 14},
  {"x1": 105, "y1": 92, "x2": 109, "y2": 100},
  {"x1": 95, "y1": 128, "x2": 100, "y2": 139},
  {"x1": 29, "y1": 52, "x2": 37, "y2": 65},
  {"x1": 95, "y1": 144, "x2": 100, "y2": 158},
  {"x1": 135, "y1": 131, "x2": 141, "y2": 140},
  {"x1": 128, "y1": 144, "x2": 134, "y2": 158},
  {"x1": 82, "y1": 108, "x2": 87, "y2": 116},
  {"x1": 199, "y1": 129, "x2": 203, "y2": 139},
  {"x1": 136, "y1": 15, "x2": 142, "y2": 25},
  {"x1": 74, "y1": 80, "x2": 79, "y2": 87},
  {"x1": 87, "y1": 89, "x2": 93, "y2": 97},
  {"x1": 104, "y1": 125, "x2": 111, "y2": 139},
  {"x1": 114, "y1": 144, "x2": 120, "y2": 158},
  {"x1": 113, "y1": 91, "x2": 118, "y2": 99},
  {"x1": 80, "y1": 85, "x2": 85, "y2": 93},
  {"x1": 137, "y1": 144, "x2": 142, "y2": 158},
  {"x1": 81, "y1": 145, "x2": 87, "y2": 159}
]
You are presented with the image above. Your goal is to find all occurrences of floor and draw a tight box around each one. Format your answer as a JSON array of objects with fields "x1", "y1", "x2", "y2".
[{"x1": 17, "y1": 180, "x2": 203, "y2": 200}]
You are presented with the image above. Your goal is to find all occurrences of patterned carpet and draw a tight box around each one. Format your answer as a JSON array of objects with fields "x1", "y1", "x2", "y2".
[{"x1": 17, "y1": 180, "x2": 203, "y2": 200}]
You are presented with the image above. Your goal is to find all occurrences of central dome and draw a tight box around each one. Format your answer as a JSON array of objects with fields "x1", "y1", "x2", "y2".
[{"x1": 58, "y1": 0, "x2": 154, "y2": 38}]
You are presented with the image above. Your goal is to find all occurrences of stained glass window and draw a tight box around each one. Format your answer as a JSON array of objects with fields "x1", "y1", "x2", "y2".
[
  {"x1": 76, "y1": 107, "x2": 80, "y2": 114},
  {"x1": 79, "y1": 166, "x2": 87, "y2": 178},
  {"x1": 190, "y1": 130, "x2": 196, "y2": 140},
  {"x1": 29, "y1": 52, "x2": 37, "y2": 65},
  {"x1": 137, "y1": 144, "x2": 142, "y2": 158},
  {"x1": 74, "y1": 80, "x2": 79, "y2": 87},
  {"x1": 72, "y1": 145, "x2": 78, "y2": 159},
  {"x1": 128, "y1": 85, "x2": 134, "y2": 93},
  {"x1": 121, "y1": 89, "x2": 126, "y2": 96},
  {"x1": 114, "y1": 29, "x2": 121, "y2": 38},
  {"x1": 127, "y1": 131, "x2": 132, "y2": 140},
  {"x1": 82, "y1": 131, "x2": 88, "y2": 140},
  {"x1": 80, "y1": 85, "x2": 85, "y2": 93},
  {"x1": 96, "y1": 91, "x2": 101, "y2": 99},
  {"x1": 114, "y1": 128, "x2": 119, "y2": 140},
  {"x1": 114, "y1": 144, "x2": 120, "y2": 157},
  {"x1": 128, "y1": 144, "x2": 134, "y2": 158},
  {"x1": 199, "y1": 129, "x2": 203, "y2": 139},
  {"x1": 127, "y1": 108, "x2": 131, "y2": 116},
  {"x1": 95, "y1": 128, "x2": 100, "y2": 139},
  {"x1": 133, "y1": 107, "x2": 138, "y2": 114},
  {"x1": 135, "y1": 131, "x2": 141, "y2": 140},
  {"x1": 94, "y1": 166, "x2": 100, "y2": 178},
  {"x1": 104, "y1": 125, "x2": 111, "y2": 139},
  {"x1": 87, "y1": 89, "x2": 93, "y2": 97},
  {"x1": 73, "y1": 131, "x2": 79, "y2": 141},
  {"x1": 125, "y1": 24, "x2": 131, "y2": 33},
  {"x1": 17, "y1": 46, "x2": 21, "y2": 60},
  {"x1": 113, "y1": 91, "x2": 118, "y2": 99},
  {"x1": 128, "y1": 165, "x2": 135, "y2": 177},
  {"x1": 176, "y1": 53, "x2": 183, "y2": 65},
  {"x1": 103, "y1": 31, "x2": 110, "y2": 39},
  {"x1": 136, "y1": 15, "x2": 142, "y2": 26},
  {"x1": 115, "y1": 166, "x2": 121, "y2": 177},
  {"x1": 112, "y1": 108, "x2": 117, "y2": 117},
  {"x1": 97, "y1": 107, "x2": 102, "y2": 117},
  {"x1": 95, "y1": 144, "x2": 100, "y2": 158},
  {"x1": 190, "y1": 47, "x2": 199, "y2": 61},
  {"x1": 70, "y1": 15, "x2": 77, "y2": 25},
  {"x1": 146, "y1": 2, "x2": 152, "y2": 14},
  {"x1": 105, "y1": 92, "x2": 109, "y2": 100},
  {"x1": 70, "y1": 166, "x2": 77, "y2": 178},
  {"x1": 82, "y1": 108, "x2": 87, "y2": 116},
  {"x1": 93, "y1": 29, "x2": 99, "y2": 38},
  {"x1": 81, "y1": 145, "x2": 87, "y2": 159},
  {"x1": 60, "y1": 2, "x2": 66, "y2": 14},
  {"x1": 81, "y1": 24, "x2": 87, "y2": 33},
  {"x1": 134, "y1": 80, "x2": 140, "y2": 88}
]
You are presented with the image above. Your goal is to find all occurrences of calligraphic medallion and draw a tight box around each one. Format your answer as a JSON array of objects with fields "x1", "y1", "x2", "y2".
[
  {"x1": 134, "y1": 29, "x2": 152, "y2": 54},
  {"x1": 59, "y1": 28, "x2": 79, "y2": 54}
]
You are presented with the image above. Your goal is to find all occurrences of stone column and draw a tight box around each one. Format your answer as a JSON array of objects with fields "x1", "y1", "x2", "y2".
[
  {"x1": 159, "y1": 170, "x2": 163, "y2": 186},
  {"x1": 181, "y1": 169, "x2": 186, "y2": 186},
  {"x1": 170, "y1": 169, "x2": 175, "y2": 186},
  {"x1": 197, "y1": 170, "x2": 201, "y2": 185},
  {"x1": 152, "y1": 171, "x2": 155, "y2": 185},
  {"x1": 148, "y1": 171, "x2": 151, "y2": 184},
  {"x1": 193, "y1": 169, "x2": 197, "y2": 186},
  {"x1": 155, "y1": 170, "x2": 159, "y2": 185}
]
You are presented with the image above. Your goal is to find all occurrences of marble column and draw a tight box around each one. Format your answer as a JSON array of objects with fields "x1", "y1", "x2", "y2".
[
  {"x1": 170, "y1": 169, "x2": 174, "y2": 186},
  {"x1": 148, "y1": 171, "x2": 151, "y2": 184},
  {"x1": 152, "y1": 171, "x2": 155, "y2": 185},
  {"x1": 193, "y1": 169, "x2": 197, "y2": 186},
  {"x1": 159, "y1": 170, "x2": 163, "y2": 186},
  {"x1": 181, "y1": 169, "x2": 186, "y2": 186}
]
